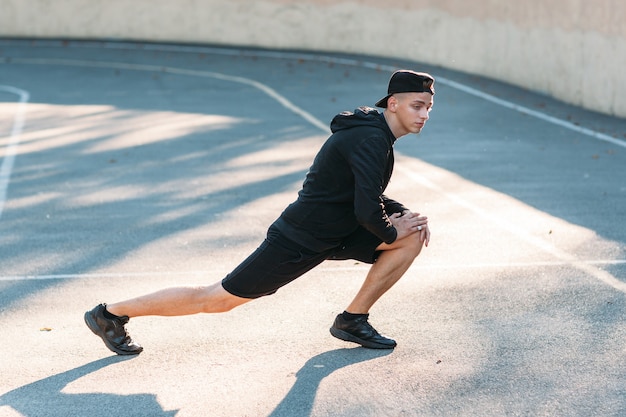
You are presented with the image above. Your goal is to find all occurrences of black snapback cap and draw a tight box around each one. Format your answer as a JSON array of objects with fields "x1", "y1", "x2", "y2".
[{"x1": 375, "y1": 70, "x2": 435, "y2": 108}]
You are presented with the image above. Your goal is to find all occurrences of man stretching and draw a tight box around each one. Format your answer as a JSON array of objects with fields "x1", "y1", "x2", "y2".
[{"x1": 85, "y1": 69, "x2": 434, "y2": 355}]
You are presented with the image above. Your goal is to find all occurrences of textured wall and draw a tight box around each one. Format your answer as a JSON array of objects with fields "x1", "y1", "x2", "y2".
[{"x1": 2, "y1": 0, "x2": 624, "y2": 117}]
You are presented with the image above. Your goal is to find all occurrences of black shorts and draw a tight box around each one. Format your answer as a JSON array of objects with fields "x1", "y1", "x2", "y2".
[{"x1": 221, "y1": 225, "x2": 383, "y2": 299}]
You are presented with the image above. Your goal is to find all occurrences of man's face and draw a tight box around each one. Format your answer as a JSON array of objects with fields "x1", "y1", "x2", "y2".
[{"x1": 388, "y1": 92, "x2": 433, "y2": 136}]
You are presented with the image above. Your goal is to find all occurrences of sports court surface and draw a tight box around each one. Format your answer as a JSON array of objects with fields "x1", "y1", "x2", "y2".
[{"x1": 1, "y1": 39, "x2": 625, "y2": 416}]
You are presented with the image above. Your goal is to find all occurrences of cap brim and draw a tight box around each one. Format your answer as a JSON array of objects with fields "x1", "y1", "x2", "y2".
[{"x1": 375, "y1": 94, "x2": 391, "y2": 108}]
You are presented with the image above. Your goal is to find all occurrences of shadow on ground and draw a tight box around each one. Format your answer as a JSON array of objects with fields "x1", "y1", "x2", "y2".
[
  {"x1": 0, "y1": 356, "x2": 178, "y2": 417},
  {"x1": 268, "y1": 347, "x2": 392, "y2": 417}
]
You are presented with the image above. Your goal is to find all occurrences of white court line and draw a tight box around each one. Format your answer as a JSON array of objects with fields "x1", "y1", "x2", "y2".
[
  {"x1": 0, "y1": 57, "x2": 329, "y2": 133},
  {"x1": 111, "y1": 43, "x2": 626, "y2": 149},
  {"x1": 0, "y1": 54, "x2": 623, "y2": 291},
  {"x1": 395, "y1": 163, "x2": 626, "y2": 293},
  {"x1": 115, "y1": 44, "x2": 626, "y2": 149},
  {"x1": 0, "y1": 85, "x2": 29, "y2": 221},
  {"x1": 1, "y1": 40, "x2": 624, "y2": 148},
  {"x1": 2, "y1": 260, "x2": 625, "y2": 282},
  {"x1": 436, "y1": 78, "x2": 626, "y2": 148}
]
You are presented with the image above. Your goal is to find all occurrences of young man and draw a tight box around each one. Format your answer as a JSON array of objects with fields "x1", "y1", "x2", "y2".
[{"x1": 85, "y1": 70, "x2": 434, "y2": 355}]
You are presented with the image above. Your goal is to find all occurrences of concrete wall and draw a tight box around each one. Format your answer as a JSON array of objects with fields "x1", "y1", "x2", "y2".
[{"x1": 2, "y1": 0, "x2": 625, "y2": 117}]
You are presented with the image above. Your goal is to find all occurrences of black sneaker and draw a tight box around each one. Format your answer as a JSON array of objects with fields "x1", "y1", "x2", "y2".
[
  {"x1": 330, "y1": 313, "x2": 397, "y2": 349},
  {"x1": 84, "y1": 304, "x2": 143, "y2": 355}
]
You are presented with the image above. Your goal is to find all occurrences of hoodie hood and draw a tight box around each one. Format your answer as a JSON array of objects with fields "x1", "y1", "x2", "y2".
[{"x1": 330, "y1": 106, "x2": 394, "y2": 140}]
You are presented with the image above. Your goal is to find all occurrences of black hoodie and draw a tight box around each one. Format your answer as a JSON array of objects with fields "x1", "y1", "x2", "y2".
[{"x1": 272, "y1": 106, "x2": 408, "y2": 252}]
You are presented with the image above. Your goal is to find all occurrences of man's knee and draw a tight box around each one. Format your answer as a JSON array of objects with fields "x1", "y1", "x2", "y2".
[
  {"x1": 400, "y1": 232, "x2": 424, "y2": 258},
  {"x1": 199, "y1": 283, "x2": 251, "y2": 313},
  {"x1": 377, "y1": 232, "x2": 424, "y2": 257}
]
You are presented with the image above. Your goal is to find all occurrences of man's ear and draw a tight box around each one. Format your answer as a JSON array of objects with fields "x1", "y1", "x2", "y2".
[{"x1": 387, "y1": 95, "x2": 398, "y2": 111}]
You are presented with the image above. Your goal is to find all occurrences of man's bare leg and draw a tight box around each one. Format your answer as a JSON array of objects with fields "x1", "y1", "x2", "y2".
[
  {"x1": 345, "y1": 234, "x2": 423, "y2": 314},
  {"x1": 84, "y1": 282, "x2": 250, "y2": 355},
  {"x1": 329, "y1": 233, "x2": 423, "y2": 349},
  {"x1": 106, "y1": 282, "x2": 250, "y2": 318}
]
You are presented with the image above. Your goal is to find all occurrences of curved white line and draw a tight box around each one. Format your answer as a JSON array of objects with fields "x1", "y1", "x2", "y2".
[
  {"x1": 0, "y1": 57, "x2": 330, "y2": 134},
  {"x1": 437, "y1": 77, "x2": 626, "y2": 148},
  {"x1": 0, "y1": 85, "x2": 29, "y2": 221},
  {"x1": 1, "y1": 40, "x2": 623, "y2": 148}
]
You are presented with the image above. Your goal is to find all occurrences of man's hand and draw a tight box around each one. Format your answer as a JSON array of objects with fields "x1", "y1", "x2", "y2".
[{"x1": 389, "y1": 210, "x2": 430, "y2": 247}]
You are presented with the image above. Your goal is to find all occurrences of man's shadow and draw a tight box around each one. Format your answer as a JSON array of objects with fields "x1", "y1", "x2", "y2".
[
  {"x1": 1, "y1": 348, "x2": 390, "y2": 417},
  {"x1": 0, "y1": 356, "x2": 178, "y2": 417},
  {"x1": 267, "y1": 347, "x2": 393, "y2": 417}
]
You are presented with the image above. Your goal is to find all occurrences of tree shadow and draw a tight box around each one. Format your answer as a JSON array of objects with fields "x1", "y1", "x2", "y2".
[
  {"x1": 267, "y1": 347, "x2": 392, "y2": 417},
  {"x1": 0, "y1": 356, "x2": 178, "y2": 417}
]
